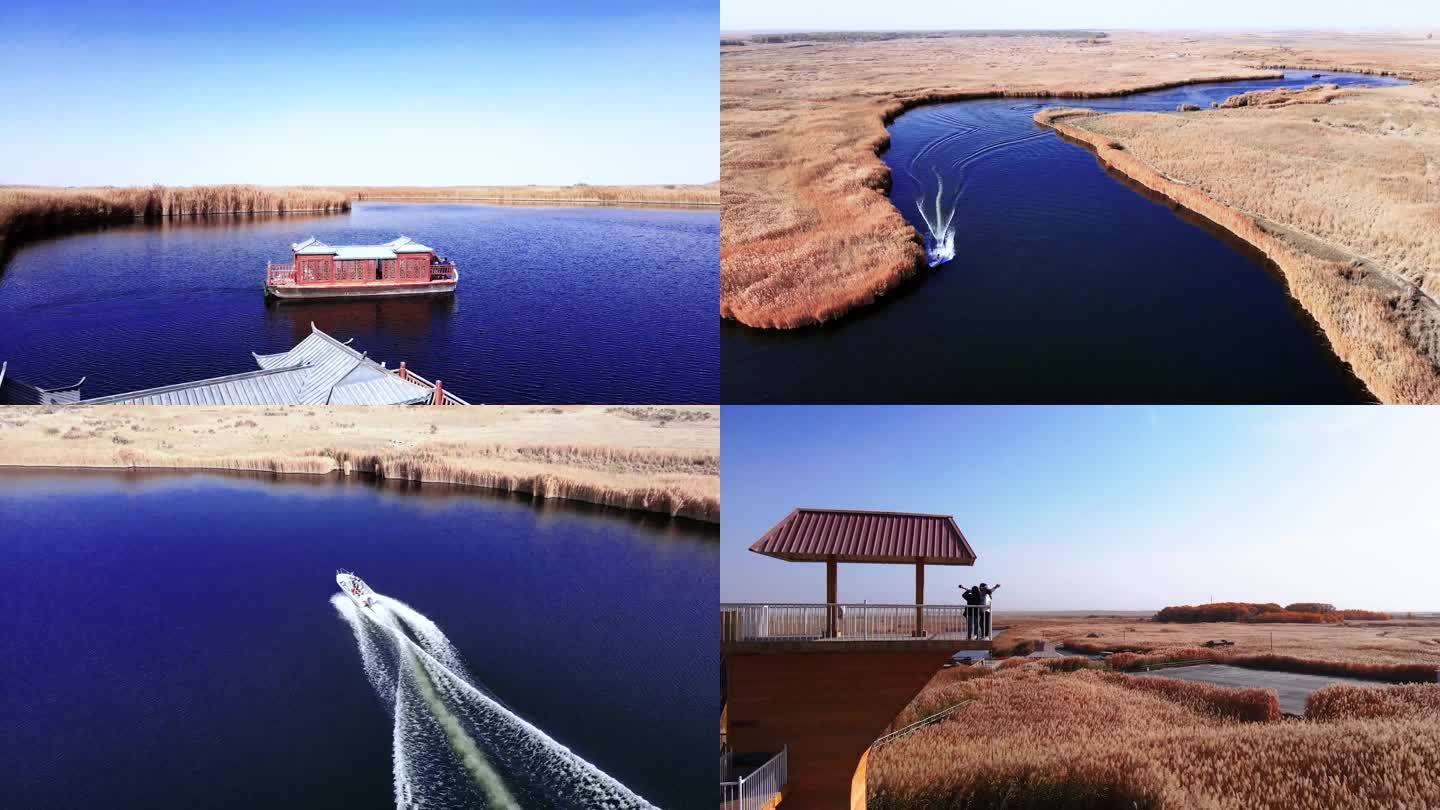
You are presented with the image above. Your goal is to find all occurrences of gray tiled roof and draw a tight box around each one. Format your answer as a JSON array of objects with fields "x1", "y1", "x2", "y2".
[{"x1": 82, "y1": 324, "x2": 435, "y2": 406}]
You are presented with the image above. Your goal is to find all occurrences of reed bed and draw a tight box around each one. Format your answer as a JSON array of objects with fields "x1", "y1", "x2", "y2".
[
  {"x1": 1306, "y1": 682, "x2": 1440, "y2": 721},
  {"x1": 721, "y1": 31, "x2": 1440, "y2": 330},
  {"x1": 870, "y1": 666, "x2": 1440, "y2": 809},
  {"x1": 1045, "y1": 79, "x2": 1440, "y2": 402},
  {"x1": 0, "y1": 406, "x2": 719, "y2": 522},
  {"x1": 343, "y1": 183, "x2": 718, "y2": 206},
  {"x1": 0, "y1": 185, "x2": 349, "y2": 254}
]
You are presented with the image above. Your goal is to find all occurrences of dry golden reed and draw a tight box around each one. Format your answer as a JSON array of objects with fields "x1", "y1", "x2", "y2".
[{"x1": 870, "y1": 666, "x2": 1440, "y2": 809}]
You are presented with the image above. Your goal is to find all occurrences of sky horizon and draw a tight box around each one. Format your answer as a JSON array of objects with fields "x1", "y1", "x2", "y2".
[
  {"x1": 721, "y1": 0, "x2": 1440, "y2": 34},
  {"x1": 721, "y1": 406, "x2": 1440, "y2": 612},
  {"x1": 0, "y1": 1, "x2": 717, "y2": 186}
]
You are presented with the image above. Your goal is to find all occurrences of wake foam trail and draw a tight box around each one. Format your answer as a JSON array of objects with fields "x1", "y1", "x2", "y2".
[{"x1": 333, "y1": 593, "x2": 654, "y2": 809}]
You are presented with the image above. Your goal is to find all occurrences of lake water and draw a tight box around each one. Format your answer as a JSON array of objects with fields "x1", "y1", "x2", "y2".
[
  {"x1": 0, "y1": 471, "x2": 718, "y2": 809},
  {"x1": 722, "y1": 72, "x2": 1407, "y2": 403},
  {"x1": 0, "y1": 202, "x2": 718, "y2": 403}
]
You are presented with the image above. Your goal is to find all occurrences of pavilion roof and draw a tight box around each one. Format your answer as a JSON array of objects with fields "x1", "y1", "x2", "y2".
[
  {"x1": 750, "y1": 508, "x2": 977, "y2": 565},
  {"x1": 291, "y1": 235, "x2": 434, "y2": 259},
  {"x1": 82, "y1": 324, "x2": 435, "y2": 406}
]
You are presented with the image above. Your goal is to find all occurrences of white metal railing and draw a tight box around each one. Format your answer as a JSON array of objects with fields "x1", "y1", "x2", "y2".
[
  {"x1": 720, "y1": 746, "x2": 787, "y2": 810},
  {"x1": 720, "y1": 603, "x2": 992, "y2": 642}
]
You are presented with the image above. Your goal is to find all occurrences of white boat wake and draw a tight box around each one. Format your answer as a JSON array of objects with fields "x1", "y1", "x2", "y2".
[
  {"x1": 914, "y1": 168, "x2": 959, "y2": 267},
  {"x1": 332, "y1": 592, "x2": 653, "y2": 809}
]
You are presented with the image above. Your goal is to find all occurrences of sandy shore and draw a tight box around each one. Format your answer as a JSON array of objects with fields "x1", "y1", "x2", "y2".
[
  {"x1": 0, "y1": 405, "x2": 719, "y2": 522},
  {"x1": 721, "y1": 31, "x2": 1440, "y2": 330},
  {"x1": 1035, "y1": 80, "x2": 1440, "y2": 403}
]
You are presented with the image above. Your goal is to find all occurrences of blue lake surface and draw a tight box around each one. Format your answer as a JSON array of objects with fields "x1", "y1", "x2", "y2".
[
  {"x1": 722, "y1": 72, "x2": 1407, "y2": 403},
  {"x1": 0, "y1": 202, "x2": 719, "y2": 403},
  {"x1": 0, "y1": 471, "x2": 717, "y2": 809}
]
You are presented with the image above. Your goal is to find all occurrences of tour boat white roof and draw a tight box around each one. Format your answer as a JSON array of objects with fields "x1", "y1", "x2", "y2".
[
  {"x1": 291, "y1": 235, "x2": 434, "y2": 258},
  {"x1": 81, "y1": 324, "x2": 448, "y2": 406}
]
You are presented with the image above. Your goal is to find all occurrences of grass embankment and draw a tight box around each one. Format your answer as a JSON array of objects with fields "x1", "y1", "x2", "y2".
[
  {"x1": 721, "y1": 31, "x2": 1440, "y2": 330},
  {"x1": 0, "y1": 185, "x2": 349, "y2": 256},
  {"x1": 870, "y1": 664, "x2": 1440, "y2": 809},
  {"x1": 1154, "y1": 601, "x2": 1390, "y2": 623},
  {"x1": 1037, "y1": 81, "x2": 1440, "y2": 403},
  {"x1": 0, "y1": 406, "x2": 719, "y2": 522}
]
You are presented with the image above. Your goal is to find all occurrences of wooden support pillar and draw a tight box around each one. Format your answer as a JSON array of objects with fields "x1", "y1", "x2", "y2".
[
  {"x1": 432, "y1": 379, "x2": 444, "y2": 405},
  {"x1": 825, "y1": 557, "x2": 838, "y2": 638},
  {"x1": 914, "y1": 561, "x2": 925, "y2": 637},
  {"x1": 397, "y1": 361, "x2": 408, "y2": 382}
]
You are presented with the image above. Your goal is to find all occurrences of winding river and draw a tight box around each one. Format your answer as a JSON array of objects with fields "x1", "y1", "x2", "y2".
[{"x1": 722, "y1": 72, "x2": 1406, "y2": 403}]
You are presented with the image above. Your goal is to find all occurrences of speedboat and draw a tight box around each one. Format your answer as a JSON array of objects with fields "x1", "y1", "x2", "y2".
[{"x1": 337, "y1": 569, "x2": 377, "y2": 609}]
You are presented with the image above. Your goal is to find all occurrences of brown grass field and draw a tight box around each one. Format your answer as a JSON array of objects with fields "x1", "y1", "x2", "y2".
[
  {"x1": 0, "y1": 405, "x2": 719, "y2": 522},
  {"x1": 870, "y1": 665, "x2": 1440, "y2": 808},
  {"x1": 995, "y1": 611, "x2": 1440, "y2": 666},
  {"x1": 721, "y1": 30, "x2": 1440, "y2": 400}
]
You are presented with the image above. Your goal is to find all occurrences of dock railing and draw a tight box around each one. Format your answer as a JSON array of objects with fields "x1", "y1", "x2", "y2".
[
  {"x1": 720, "y1": 603, "x2": 991, "y2": 642},
  {"x1": 393, "y1": 364, "x2": 470, "y2": 405},
  {"x1": 266, "y1": 262, "x2": 296, "y2": 286},
  {"x1": 720, "y1": 746, "x2": 787, "y2": 810}
]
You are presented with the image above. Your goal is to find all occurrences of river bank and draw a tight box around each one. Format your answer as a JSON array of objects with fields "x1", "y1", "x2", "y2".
[
  {"x1": 0, "y1": 405, "x2": 719, "y2": 522},
  {"x1": 0, "y1": 182, "x2": 719, "y2": 265},
  {"x1": 1037, "y1": 79, "x2": 1440, "y2": 403},
  {"x1": 720, "y1": 31, "x2": 1440, "y2": 330}
]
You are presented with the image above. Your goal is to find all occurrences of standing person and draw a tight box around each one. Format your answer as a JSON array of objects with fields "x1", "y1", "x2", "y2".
[
  {"x1": 977, "y1": 583, "x2": 1001, "y2": 638},
  {"x1": 959, "y1": 584, "x2": 981, "y2": 639}
]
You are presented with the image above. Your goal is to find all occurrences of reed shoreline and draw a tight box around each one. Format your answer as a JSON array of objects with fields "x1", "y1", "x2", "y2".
[{"x1": 0, "y1": 406, "x2": 720, "y2": 523}]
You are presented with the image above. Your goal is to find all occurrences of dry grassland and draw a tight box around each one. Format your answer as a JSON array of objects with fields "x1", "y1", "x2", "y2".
[
  {"x1": 1046, "y1": 77, "x2": 1440, "y2": 401},
  {"x1": 0, "y1": 405, "x2": 718, "y2": 522},
  {"x1": 870, "y1": 665, "x2": 1440, "y2": 809},
  {"x1": 995, "y1": 612, "x2": 1440, "y2": 666},
  {"x1": 720, "y1": 31, "x2": 1440, "y2": 339}
]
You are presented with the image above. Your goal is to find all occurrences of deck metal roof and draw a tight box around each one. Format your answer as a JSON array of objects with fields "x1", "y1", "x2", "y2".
[
  {"x1": 750, "y1": 508, "x2": 977, "y2": 565},
  {"x1": 0, "y1": 361, "x2": 84, "y2": 405},
  {"x1": 83, "y1": 325, "x2": 435, "y2": 406}
]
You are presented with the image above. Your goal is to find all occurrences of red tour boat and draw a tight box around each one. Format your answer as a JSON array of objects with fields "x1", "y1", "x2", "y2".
[{"x1": 265, "y1": 236, "x2": 458, "y2": 299}]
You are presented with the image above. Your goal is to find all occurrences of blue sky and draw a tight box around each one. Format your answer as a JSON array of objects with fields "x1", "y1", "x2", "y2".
[
  {"x1": 721, "y1": 406, "x2": 1440, "y2": 611},
  {"x1": 722, "y1": 0, "x2": 1439, "y2": 31},
  {"x1": 0, "y1": 1, "x2": 717, "y2": 185}
]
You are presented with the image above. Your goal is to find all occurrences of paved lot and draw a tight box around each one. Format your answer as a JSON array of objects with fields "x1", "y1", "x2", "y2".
[{"x1": 1134, "y1": 663, "x2": 1379, "y2": 715}]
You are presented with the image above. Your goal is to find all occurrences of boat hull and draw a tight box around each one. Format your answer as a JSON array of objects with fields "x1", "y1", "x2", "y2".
[{"x1": 266, "y1": 279, "x2": 457, "y2": 300}]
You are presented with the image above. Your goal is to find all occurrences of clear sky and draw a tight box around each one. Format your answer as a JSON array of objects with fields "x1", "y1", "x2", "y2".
[
  {"x1": 722, "y1": 0, "x2": 1439, "y2": 32},
  {"x1": 721, "y1": 406, "x2": 1440, "y2": 612},
  {"x1": 0, "y1": 0, "x2": 717, "y2": 186}
]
